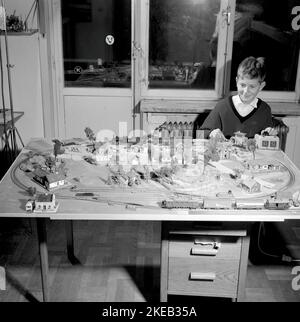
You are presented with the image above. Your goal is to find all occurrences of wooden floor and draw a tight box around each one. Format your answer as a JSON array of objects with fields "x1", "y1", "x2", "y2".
[{"x1": 1, "y1": 218, "x2": 300, "y2": 302}]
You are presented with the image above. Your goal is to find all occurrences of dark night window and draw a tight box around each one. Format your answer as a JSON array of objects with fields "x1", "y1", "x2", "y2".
[
  {"x1": 62, "y1": 0, "x2": 131, "y2": 88},
  {"x1": 230, "y1": 0, "x2": 300, "y2": 91},
  {"x1": 148, "y1": 0, "x2": 221, "y2": 90}
]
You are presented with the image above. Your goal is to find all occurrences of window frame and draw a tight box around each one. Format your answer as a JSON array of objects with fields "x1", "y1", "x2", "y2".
[
  {"x1": 48, "y1": 0, "x2": 300, "y2": 128},
  {"x1": 139, "y1": 0, "x2": 233, "y2": 101},
  {"x1": 139, "y1": 0, "x2": 300, "y2": 103},
  {"x1": 223, "y1": 0, "x2": 300, "y2": 103},
  {"x1": 59, "y1": 0, "x2": 135, "y2": 97}
]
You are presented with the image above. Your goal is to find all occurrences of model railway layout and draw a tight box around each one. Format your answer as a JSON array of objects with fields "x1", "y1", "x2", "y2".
[{"x1": 9, "y1": 134, "x2": 300, "y2": 213}]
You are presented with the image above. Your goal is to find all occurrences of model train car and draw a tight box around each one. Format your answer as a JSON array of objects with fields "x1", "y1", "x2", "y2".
[
  {"x1": 234, "y1": 198, "x2": 266, "y2": 209},
  {"x1": 161, "y1": 197, "x2": 293, "y2": 210},
  {"x1": 265, "y1": 198, "x2": 291, "y2": 210},
  {"x1": 161, "y1": 199, "x2": 204, "y2": 209}
]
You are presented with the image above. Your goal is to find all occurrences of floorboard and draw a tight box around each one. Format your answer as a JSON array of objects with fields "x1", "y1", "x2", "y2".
[{"x1": 1, "y1": 218, "x2": 300, "y2": 302}]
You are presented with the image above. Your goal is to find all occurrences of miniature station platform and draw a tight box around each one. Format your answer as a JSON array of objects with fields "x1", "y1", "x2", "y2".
[{"x1": 1, "y1": 135, "x2": 300, "y2": 302}]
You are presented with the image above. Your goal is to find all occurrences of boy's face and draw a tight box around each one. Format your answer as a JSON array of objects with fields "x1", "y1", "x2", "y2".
[{"x1": 236, "y1": 75, "x2": 266, "y2": 104}]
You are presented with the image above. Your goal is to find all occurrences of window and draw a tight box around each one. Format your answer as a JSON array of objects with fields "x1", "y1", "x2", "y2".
[
  {"x1": 148, "y1": 0, "x2": 221, "y2": 90},
  {"x1": 62, "y1": 0, "x2": 132, "y2": 88},
  {"x1": 230, "y1": 0, "x2": 300, "y2": 92},
  {"x1": 57, "y1": 0, "x2": 299, "y2": 101}
]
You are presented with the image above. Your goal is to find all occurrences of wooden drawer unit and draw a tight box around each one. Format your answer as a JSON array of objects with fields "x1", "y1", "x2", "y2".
[
  {"x1": 168, "y1": 235, "x2": 241, "y2": 298},
  {"x1": 160, "y1": 223, "x2": 250, "y2": 301}
]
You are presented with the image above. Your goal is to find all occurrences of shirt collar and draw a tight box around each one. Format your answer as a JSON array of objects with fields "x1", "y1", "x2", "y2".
[{"x1": 233, "y1": 95, "x2": 258, "y2": 108}]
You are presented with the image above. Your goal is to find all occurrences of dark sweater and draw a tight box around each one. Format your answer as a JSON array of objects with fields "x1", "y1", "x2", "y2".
[{"x1": 200, "y1": 96, "x2": 273, "y2": 138}]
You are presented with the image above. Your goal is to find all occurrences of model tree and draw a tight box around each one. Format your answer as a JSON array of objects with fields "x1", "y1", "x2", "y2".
[
  {"x1": 143, "y1": 165, "x2": 151, "y2": 182},
  {"x1": 45, "y1": 156, "x2": 56, "y2": 172},
  {"x1": 247, "y1": 139, "x2": 256, "y2": 160},
  {"x1": 203, "y1": 137, "x2": 220, "y2": 174},
  {"x1": 53, "y1": 139, "x2": 65, "y2": 160},
  {"x1": 63, "y1": 167, "x2": 68, "y2": 177},
  {"x1": 28, "y1": 186, "x2": 37, "y2": 197},
  {"x1": 84, "y1": 127, "x2": 96, "y2": 152},
  {"x1": 84, "y1": 127, "x2": 96, "y2": 141}
]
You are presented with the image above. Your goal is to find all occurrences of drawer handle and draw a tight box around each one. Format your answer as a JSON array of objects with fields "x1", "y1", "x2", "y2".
[
  {"x1": 189, "y1": 272, "x2": 216, "y2": 281},
  {"x1": 194, "y1": 240, "x2": 221, "y2": 248},
  {"x1": 191, "y1": 247, "x2": 218, "y2": 256}
]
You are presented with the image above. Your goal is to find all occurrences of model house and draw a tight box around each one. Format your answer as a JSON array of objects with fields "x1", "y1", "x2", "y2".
[
  {"x1": 239, "y1": 178, "x2": 261, "y2": 193},
  {"x1": 33, "y1": 168, "x2": 66, "y2": 190},
  {"x1": 255, "y1": 134, "x2": 280, "y2": 150},
  {"x1": 34, "y1": 193, "x2": 57, "y2": 211}
]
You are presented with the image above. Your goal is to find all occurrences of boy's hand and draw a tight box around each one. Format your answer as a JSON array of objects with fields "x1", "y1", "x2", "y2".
[
  {"x1": 209, "y1": 128, "x2": 226, "y2": 141},
  {"x1": 261, "y1": 127, "x2": 278, "y2": 136},
  {"x1": 292, "y1": 191, "x2": 300, "y2": 206}
]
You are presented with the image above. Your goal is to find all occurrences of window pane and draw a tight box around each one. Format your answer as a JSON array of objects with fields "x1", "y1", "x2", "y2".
[
  {"x1": 149, "y1": 0, "x2": 221, "y2": 89},
  {"x1": 62, "y1": 0, "x2": 131, "y2": 88},
  {"x1": 230, "y1": 0, "x2": 300, "y2": 91}
]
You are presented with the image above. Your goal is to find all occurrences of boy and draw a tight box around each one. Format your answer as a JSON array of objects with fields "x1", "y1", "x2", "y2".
[{"x1": 200, "y1": 56, "x2": 277, "y2": 139}]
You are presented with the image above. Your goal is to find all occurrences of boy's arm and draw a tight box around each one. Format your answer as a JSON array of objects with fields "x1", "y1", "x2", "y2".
[
  {"x1": 199, "y1": 107, "x2": 223, "y2": 138},
  {"x1": 261, "y1": 104, "x2": 278, "y2": 136}
]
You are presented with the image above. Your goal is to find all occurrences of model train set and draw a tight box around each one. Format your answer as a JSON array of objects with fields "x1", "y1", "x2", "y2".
[
  {"x1": 161, "y1": 196, "x2": 299, "y2": 210},
  {"x1": 7, "y1": 129, "x2": 300, "y2": 213}
]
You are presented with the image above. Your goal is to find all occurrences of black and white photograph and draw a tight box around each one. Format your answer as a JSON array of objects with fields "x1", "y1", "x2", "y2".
[{"x1": 0, "y1": 0, "x2": 300, "y2": 308}]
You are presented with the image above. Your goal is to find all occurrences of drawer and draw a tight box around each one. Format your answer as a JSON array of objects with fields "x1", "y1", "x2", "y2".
[
  {"x1": 169, "y1": 235, "x2": 241, "y2": 260},
  {"x1": 168, "y1": 258, "x2": 239, "y2": 298},
  {"x1": 165, "y1": 221, "x2": 248, "y2": 235}
]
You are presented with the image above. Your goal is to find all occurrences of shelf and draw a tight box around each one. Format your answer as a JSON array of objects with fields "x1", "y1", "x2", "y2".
[
  {"x1": 0, "y1": 29, "x2": 39, "y2": 36},
  {"x1": 0, "y1": 110, "x2": 24, "y2": 125},
  {"x1": 0, "y1": 111, "x2": 24, "y2": 137}
]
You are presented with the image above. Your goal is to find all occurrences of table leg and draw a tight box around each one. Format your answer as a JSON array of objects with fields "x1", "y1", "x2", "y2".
[
  {"x1": 65, "y1": 221, "x2": 80, "y2": 264},
  {"x1": 36, "y1": 218, "x2": 50, "y2": 302},
  {"x1": 160, "y1": 222, "x2": 168, "y2": 302},
  {"x1": 237, "y1": 233, "x2": 250, "y2": 302}
]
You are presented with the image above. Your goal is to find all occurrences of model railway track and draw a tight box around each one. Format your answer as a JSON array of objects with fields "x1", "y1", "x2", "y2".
[
  {"x1": 10, "y1": 156, "x2": 31, "y2": 192},
  {"x1": 10, "y1": 157, "x2": 164, "y2": 210},
  {"x1": 278, "y1": 160, "x2": 295, "y2": 191},
  {"x1": 12, "y1": 157, "x2": 296, "y2": 197},
  {"x1": 69, "y1": 187, "x2": 171, "y2": 196},
  {"x1": 10, "y1": 152, "x2": 297, "y2": 212},
  {"x1": 169, "y1": 159, "x2": 296, "y2": 199},
  {"x1": 56, "y1": 194, "x2": 161, "y2": 209}
]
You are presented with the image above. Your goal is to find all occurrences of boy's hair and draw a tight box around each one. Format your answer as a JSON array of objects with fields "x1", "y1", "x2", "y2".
[{"x1": 237, "y1": 56, "x2": 266, "y2": 82}]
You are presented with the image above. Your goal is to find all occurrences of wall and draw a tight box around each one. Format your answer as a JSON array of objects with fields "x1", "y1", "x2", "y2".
[
  {"x1": 64, "y1": 95, "x2": 133, "y2": 139},
  {"x1": 283, "y1": 116, "x2": 300, "y2": 169},
  {"x1": 2, "y1": 0, "x2": 299, "y2": 169},
  {"x1": 1, "y1": 0, "x2": 44, "y2": 146}
]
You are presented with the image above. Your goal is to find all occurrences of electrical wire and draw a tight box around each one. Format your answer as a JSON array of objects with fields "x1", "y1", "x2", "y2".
[
  {"x1": 257, "y1": 222, "x2": 300, "y2": 263},
  {"x1": 257, "y1": 222, "x2": 280, "y2": 259}
]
